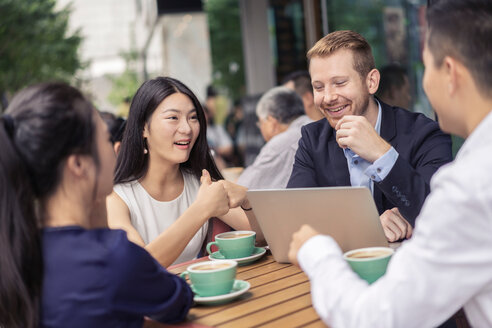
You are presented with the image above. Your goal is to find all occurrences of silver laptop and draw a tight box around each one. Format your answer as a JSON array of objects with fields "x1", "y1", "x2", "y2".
[{"x1": 247, "y1": 187, "x2": 388, "y2": 263}]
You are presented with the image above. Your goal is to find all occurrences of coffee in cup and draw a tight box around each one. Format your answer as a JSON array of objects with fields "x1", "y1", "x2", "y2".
[
  {"x1": 193, "y1": 263, "x2": 233, "y2": 271},
  {"x1": 346, "y1": 249, "x2": 393, "y2": 259},
  {"x1": 220, "y1": 232, "x2": 255, "y2": 239},
  {"x1": 180, "y1": 260, "x2": 237, "y2": 297},
  {"x1": 343, "y1": 247, "x2": 394, "y2": 284},
  {"x1": 206, "y1": 231, "x2": 256, "y2": 259}
]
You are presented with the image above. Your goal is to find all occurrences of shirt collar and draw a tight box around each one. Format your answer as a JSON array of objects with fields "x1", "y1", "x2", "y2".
[{"x1": 374, "y1": 99, "x2": 382, "y2": 135}]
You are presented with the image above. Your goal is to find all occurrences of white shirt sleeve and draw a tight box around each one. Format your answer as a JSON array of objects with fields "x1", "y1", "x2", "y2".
[{"x1": 298, "y1": 156, "x2": 492, "y2": 328}]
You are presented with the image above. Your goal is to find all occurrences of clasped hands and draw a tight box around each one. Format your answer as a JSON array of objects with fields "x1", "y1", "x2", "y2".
[{"x1": 196, "y1": 169, "x2": 250, "y2": 218}]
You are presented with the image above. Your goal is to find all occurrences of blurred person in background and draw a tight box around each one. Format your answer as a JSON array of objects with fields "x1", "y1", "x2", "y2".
[
  {"x1": 203, "y1": 85, "x2": 234, "y2": 168},
  {"x1": 0, "y1": 82, "x2": 192, "y2": 328},
  {"x1": 100, "y1": 111, "x2": 126, "y2": 154},
  {"x1": 224, "y1": 99, "x2": 245, "y2": 167},
  {"x1": 236, "y1": 94, "x2": 265, "y2": 167},
  {"x1": 376, "y1": 63, "x2": 412, "y2": 110},
  {"x1": 237, "y1": 87, "x2": 310, "y2": 189},
  {"x1": 203, "y1": 103, "x2": 233, "y2": 170},
  {"x1": 107, "y1": 77, "x2": 262, "y2": 268},
  {"x1": 282, "y1": 70, "x2": 324, "y2": 121}
]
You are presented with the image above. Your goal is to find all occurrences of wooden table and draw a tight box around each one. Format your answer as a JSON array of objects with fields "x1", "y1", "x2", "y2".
[{"x1": 165, "y1": 253, "x2": 327, "y2": 328}]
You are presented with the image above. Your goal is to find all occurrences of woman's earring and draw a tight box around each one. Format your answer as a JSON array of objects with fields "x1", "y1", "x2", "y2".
[{"x1": 143, "y1": 138, "x2": 148, "y2": 154}]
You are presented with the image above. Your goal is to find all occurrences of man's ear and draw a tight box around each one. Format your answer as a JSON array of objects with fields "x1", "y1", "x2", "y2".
[
  {"x1": 366, "y1": 68, "x2": 380, "y2": 95},
  {"x1": 266, "y1": 115, "x2": 280, "y2": 132},
  {"x1": 443, "y1": 55, "x2": 459, "y2": 96},
  {"x1": 66, "y1": 154, "x2": 88, "y2": 178},
  {"x1": 267, "y1": 115, "x2": 278, "y2": 125}
]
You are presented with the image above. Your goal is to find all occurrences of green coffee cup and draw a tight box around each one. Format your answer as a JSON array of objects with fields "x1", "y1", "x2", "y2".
[
  {"x1": 344, "y1": 247, "x2": 394, "y2": 284},
  {"x1": 180, "y1": 260, "x2": 237, "y2": 297},
  {"x1": 206, "y1": 231, "x2": 256, "y2": 259}
]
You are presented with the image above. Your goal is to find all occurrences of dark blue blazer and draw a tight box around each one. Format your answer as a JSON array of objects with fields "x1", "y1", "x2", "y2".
[{"x1": 287, "y1": 101, "x2": 453, "y2": 225}]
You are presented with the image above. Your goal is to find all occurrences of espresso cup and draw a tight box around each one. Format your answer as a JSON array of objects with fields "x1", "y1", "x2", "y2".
[
  {"x1": 180, "y1": 260, "x2": 237, "y2": 297},
  {"x1": 206, "y1": 231, "x2": 256, "y2": 259},
  {"x1": 343, "y1": 247, "x2": 394, "y2": 284}
]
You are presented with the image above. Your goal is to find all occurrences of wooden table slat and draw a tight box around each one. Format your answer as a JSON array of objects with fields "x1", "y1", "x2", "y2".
[
  {"x1": 236, "y1": 256, "x2": 276, "y2": 273},
  {"x1": 191, "y1": 272, "x2": 309, "y2": 318},
  {"x1": 216, "y1": 293, "x2": 313, "y2": 328},
  {"x1": 166, "y1": 255, "x2": 322, "y2": 327},
  {"x1": 301, "y1": 319, "x2": 330, "y2": 328},
  {"x1": 258, "y1": 306, "x2": 326, "y2": 328},
  {"x1": 239, "y1": 265, "x2": 306, "y2": 287},
  {"x1": 236, "y1": 261, "x2": 292, "y2": 280},
  {"x1": 191, "y1": 282, "x2": 311, "y2": 326}
]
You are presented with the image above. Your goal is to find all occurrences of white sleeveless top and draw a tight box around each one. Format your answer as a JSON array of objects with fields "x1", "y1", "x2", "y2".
[{"x1": 113, "y1": 171, "x2": 208, "y2": 265}]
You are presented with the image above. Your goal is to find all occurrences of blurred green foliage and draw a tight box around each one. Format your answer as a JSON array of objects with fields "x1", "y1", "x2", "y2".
[
  {"x1": 327, "y1": 0, "x2": 386, "y2": 68},
  {"x1": 204, "y1": 0, "x2": 245, "y2": 102},
  {"x1": 0, "y1": 0, "x2": 82, "y2": 109},
  {"x1": 107, "y1": 50, "x2": 141, "y2": 109}
]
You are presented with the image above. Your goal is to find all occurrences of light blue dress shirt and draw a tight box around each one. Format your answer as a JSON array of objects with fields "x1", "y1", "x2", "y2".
[{"x1": 342, "y1": 101, "x2": 399, "y2": 194}]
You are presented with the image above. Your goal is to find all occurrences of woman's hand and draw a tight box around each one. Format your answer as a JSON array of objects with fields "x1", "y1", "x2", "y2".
[{"x1": 195, "y1": 169, "x2": 230, "y2": 218}]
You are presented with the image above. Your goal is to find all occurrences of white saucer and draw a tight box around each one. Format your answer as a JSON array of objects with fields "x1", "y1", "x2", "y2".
[
  {"x1": 193, "y1": 280, "x2": 250, "y2": 305},
  {"x1": 208, "y1": 247, "x2": 266, "y2": 265}
]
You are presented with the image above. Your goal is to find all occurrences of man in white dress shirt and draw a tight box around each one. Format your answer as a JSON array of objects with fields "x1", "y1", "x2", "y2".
[
  {"x1": 288, "y1": 0, "x2": 492, "y2": 327},
  {"x1": 237, "y1": 86, "x2": 311, "y2": 189}
]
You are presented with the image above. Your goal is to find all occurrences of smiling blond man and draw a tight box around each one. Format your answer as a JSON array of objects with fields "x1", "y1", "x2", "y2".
[{"x1": 287, "y1": 30, "x2": 452, "y2": 241}]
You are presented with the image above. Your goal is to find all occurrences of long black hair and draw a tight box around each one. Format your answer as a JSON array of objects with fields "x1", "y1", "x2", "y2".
[
  {"x1": 0, "y1": 82, "x2": 96, "y2": 328},
  {"x1": 114, "y1": 77, "x2": 223, "y2": 183}
]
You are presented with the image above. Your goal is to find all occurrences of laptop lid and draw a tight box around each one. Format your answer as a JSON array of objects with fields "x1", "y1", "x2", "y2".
[{"x1": 247, "y1": 187, "x2": 388, "y2": 263}]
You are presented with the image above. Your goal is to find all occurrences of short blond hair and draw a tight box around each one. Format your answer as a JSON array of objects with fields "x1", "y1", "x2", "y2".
[{"x1": 307, "y1": 30, "x2": 375, "y2": 79}]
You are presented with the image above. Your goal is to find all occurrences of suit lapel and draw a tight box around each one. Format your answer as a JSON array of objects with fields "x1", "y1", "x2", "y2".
[
  {"x1": 373, "y1": 100, "x2": 396, "y2": 214},
  {"x1": 379, "y1": 100, "x2": 397, "y2": 143}
]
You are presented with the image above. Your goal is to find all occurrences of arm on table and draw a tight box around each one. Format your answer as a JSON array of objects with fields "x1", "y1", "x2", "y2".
[
  {"x1": 109, "y1": 235, "x2": 193, "y2": 324},
  {"x1": 289, "y1": 167, "x2": 490, "y2": 328}
]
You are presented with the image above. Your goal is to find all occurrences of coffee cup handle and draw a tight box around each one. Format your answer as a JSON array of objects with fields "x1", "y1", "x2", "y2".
[
  {"x1": 206, "y1": 241, "x2": 219, "y2": 255},
  {"x1": 179, "y1": 271, "x2": 189, "y2": 280}
]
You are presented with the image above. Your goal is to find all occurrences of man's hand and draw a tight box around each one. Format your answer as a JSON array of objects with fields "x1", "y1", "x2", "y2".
[
  {"x1": 217, "y1": 179, "x2": 249, "y2": 209},
  {"x1": 288, "y1": 225, "x2": 320, "y2": 267},
  {"x1": 380, "y1": 207, "x2": 413, "y2": 242},
  {"x1": 335, "y1": 115, "x2": 391, "y2": 163}
]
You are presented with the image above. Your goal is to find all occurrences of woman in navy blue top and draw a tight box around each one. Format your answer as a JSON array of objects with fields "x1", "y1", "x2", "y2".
[
  {"x1": 0, "y1": 83, "x2": 192, "y2": 328},
  {"x1": 41, "y1": 227, "x2": 191, "y2": 327}
]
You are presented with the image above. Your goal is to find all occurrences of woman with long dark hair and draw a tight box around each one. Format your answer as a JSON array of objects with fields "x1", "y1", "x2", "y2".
[
  {"x1": 0, "y1": 82, "x2": 193, "y2": 328},
  {"x1": 107, "y1": 77, "x2": 260, "y2": 267}
]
